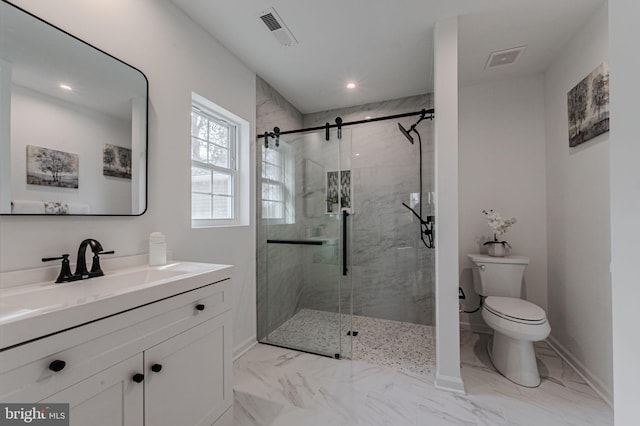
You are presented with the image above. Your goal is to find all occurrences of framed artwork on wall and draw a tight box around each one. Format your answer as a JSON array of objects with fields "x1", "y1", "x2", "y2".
[{"x1": 567, "y1": 62, "x2": 609, "y2": 147}]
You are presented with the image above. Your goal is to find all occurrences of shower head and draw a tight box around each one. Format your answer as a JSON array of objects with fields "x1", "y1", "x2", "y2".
[{"x1": 398, "y1": 123, "x2": 414, "y2": 144}]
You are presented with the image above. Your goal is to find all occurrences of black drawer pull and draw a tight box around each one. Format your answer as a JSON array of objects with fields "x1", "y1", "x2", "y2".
[
  {"x1": 132, "y1": 373, "x2": 144, "y2": 383},
  {"x1": 48, "y1": 360, "x2": 66, "y2": 372},
  {"x1": 151, "y1": 363, "x2": 162, "y2": 373},
  {"x1": 195, "y1": 304, "x2": 205, "y2": 311}
]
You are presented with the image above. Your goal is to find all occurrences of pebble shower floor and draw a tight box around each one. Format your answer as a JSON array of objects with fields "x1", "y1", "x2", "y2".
[{"x1": 265, "y1": 308, "x2": 435, "y2": 375}]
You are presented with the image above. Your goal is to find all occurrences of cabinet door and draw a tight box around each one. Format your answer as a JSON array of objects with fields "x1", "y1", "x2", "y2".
[
  {"x1": 144, "y1": 312, "x2": 232, "y2": 426},
  {"x1": 41, "y1": 354, "x2": 144, "y2": 426}
]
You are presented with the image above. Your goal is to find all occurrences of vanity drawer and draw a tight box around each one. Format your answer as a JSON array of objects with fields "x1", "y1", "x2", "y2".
[{"x1": 0, "y1": 279, "x2": 232, "y2": 402}]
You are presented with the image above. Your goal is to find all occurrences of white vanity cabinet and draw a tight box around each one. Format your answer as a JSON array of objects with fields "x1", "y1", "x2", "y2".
[
  {"x1": 0, "y1": 270, "x2": 233, "y2": 426},
  {"x1": 144, "y1": 313, "x2": 232, "y2": 426},
  {"x1": 42, "y1": 354, "x2": 144, "y2": 426}
]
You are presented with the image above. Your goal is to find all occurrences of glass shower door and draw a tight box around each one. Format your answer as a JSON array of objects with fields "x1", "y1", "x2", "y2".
[{"x1": 260, "y1": 129, "x2": 352, "y2": 358}]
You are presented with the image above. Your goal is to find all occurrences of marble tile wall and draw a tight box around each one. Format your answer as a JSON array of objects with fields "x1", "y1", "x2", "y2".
[
  {"x1": 257, "y1": 82, "x2": 437, "y2": 343},
  {"x1": 302, "y1": 95, "x2": 436, "y2": 325}
]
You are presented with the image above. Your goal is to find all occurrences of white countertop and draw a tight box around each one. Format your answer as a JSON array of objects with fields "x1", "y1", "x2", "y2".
[{"x1": 0, "y1": 261, "x2": 233, "y2": 350}]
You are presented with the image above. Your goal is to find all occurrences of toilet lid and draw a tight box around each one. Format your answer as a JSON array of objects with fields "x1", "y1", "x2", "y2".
[{"x1": 484, "y1": 296, "x2": 547, "y2": 324}]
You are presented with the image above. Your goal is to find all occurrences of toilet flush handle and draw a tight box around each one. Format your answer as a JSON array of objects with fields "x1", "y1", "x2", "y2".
[{"x1": 477, "y1": 264, "x2": 486, "y2": 270}]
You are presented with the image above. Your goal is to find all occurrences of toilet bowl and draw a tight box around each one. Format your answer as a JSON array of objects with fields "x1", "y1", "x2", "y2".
[
  {"x1": 467, "y1": 254, "x2": 551, "y2": 387},
  {"x1": 482, "y1": 296, "x2": 550, "y2": 387}
]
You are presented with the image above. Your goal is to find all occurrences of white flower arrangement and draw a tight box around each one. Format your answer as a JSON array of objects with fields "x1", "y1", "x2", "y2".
[{"x1": 482, "y1": 209, "x2": 516, "y2": 244}]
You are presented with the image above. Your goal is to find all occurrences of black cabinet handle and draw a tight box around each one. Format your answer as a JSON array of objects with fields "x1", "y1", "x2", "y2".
[
  {"x1": 151, "y1": 363, "x2": 162, "y2": 373},
  {"x1": 195, "y1": 304, "x2": 205, "y2": 311},
  {"x1": 48, "y1": 360, "x2": 66, "y2": 372},
  {"x1": 132, "y1": 373, "x2": 144, "y2": 383}
]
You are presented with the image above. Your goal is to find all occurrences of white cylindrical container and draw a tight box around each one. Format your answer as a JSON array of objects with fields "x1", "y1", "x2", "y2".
[{"x1": 149, "y1": 232, "x2": 167, "y2": 266}]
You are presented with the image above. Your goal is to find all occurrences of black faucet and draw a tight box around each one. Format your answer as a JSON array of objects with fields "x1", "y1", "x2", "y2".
[
  {"x1": 75, "y1": 239, "x2": 105, "y2": 279},
  {"x1": 42, "y1": 239, "x2": 114, "y2": 283}
]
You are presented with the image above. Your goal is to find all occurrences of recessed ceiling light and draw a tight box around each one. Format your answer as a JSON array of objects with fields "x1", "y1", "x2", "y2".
[
  {"x1": 355, "y1": 153, "x2": 361, "y2": 156},
  {"x1": 346, "y1": 82, "x2": 356, "y2": 89},
  {"x1": 59, "y1": 84, "x2": 72, "y2": 91}
]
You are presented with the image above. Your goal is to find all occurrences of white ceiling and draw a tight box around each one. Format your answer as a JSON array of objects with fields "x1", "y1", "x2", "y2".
[{"x1": 171, "y1": 0, "x2": 605, "y2": 114}]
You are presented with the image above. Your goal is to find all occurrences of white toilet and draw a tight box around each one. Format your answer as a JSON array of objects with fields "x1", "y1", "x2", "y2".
[{"x1": 467, "y1": 254, "x2": 550, "y2": 387}]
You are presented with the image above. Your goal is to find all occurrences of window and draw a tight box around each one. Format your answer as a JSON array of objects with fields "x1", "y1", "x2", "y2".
[
  {"x1": 191, "y1": 107, "x2": 236, "y2": 220},
  {"x1": 261, "y1": 147, "x2": 284, "y2": 219},
  {"x1": 191, "y1": 92, "x2": 249, "y2": 227},
  {"x1": 261, "y1": 143, "x2": 294, "y2": 223}
]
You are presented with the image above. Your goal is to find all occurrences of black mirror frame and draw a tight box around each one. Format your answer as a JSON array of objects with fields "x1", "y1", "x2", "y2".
[{"x1": 0, "y1": 0, "x2": 149, "y2": 217}]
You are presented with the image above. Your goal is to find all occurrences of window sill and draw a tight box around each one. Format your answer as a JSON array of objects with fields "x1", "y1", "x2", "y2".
[{"x1": 191, "y1": 220, "x2": 250, "y2": 229}]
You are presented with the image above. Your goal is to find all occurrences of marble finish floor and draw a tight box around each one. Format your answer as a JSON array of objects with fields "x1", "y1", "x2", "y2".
[
  {"x1": 235, "y1": 329, "x2": 613, "y2": 425},
  {"x1": 264, "y1": 309, "x2": 435, "y2": 375}
]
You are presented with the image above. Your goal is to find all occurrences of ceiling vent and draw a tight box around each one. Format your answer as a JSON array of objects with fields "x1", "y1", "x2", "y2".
[
  {"x1": 485, "y1": 46, "x2": 527, "y2": 69},
  {"x1": 259, "y1": 7, "x2": 298, "y2": 47}
]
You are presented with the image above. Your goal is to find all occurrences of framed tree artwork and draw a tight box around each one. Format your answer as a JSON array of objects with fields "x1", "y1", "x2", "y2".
[
  {"x1": 26, "y1": 145, "x2": 79, "y2": 188},
  {"x1": 567, "y1": 62, "x2": 609, "y2": 147},
  {"x1": 103, "y1": 144, "x2": 132, "y2": 179}
]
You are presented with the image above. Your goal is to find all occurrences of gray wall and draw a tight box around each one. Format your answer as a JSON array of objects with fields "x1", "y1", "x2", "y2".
[
  {"x1": 304, "y1": 95, "x2": 435, "y2": 325},
  {"x1": 544, "y1": 4, "x2": 612, "y2": 402},
  {"x1": 458, "y1": 76, "x2": 548, "y2": 329},
  {"x1": 610, "y1": 1, "x2": 640, "y2": 419}
]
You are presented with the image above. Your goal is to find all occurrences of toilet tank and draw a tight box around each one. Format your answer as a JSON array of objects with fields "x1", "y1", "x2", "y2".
[{"x1": 467, "y1": 254, "x2": 529, "y2": 297}]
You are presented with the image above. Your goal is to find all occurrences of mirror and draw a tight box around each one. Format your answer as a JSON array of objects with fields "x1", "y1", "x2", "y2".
[{"x1": 0, "y1": 0, "x2": 148, "y2": 215}]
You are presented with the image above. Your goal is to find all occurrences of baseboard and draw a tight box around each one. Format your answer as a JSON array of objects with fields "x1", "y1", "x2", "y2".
[
  {"x1": 234, "y1": 336, "x2": 258, "y2": 360},
  {"x1": 546, "y1": 336, "x2": 613, "y2": 408},
  {"x1": 435, "y1": 373, "x2": 466, "y2": 394},
  {"x1": 459, "y1": 320, "x2": 492, "y2": 334}
]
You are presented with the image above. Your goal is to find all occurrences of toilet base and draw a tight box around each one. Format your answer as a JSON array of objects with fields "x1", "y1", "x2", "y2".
[{"x1": 487, "y1": 331, "x2": 541, "y2": 387}]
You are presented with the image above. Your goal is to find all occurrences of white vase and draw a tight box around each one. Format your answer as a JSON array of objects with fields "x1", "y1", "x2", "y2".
[{"x1": 487, "y1": 242, "x2": 506, "y2": 257}]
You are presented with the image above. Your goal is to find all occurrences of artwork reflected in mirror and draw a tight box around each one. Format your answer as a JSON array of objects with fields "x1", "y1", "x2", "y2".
[
  {"x1": 0, "y1": 0, "x2": 148, "y2": 215},
  {"x1": 26, "y1": 145, "x2": 79, "y2": 188},
  {"x1": 103, "y1": 144, "x2": 132, "y2": 180}
]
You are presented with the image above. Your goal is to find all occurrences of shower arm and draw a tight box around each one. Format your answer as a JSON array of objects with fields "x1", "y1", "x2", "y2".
[{"x1": 409, "y1": 112, "x2": 427, "y2": 132}]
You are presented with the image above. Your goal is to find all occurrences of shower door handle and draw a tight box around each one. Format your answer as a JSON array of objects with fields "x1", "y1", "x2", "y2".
[{"x1": 342, "y1": 210, "x2": 349, "y2": 276}]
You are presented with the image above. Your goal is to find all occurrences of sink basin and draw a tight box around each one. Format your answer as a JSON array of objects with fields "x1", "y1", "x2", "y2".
[
  {"x1": 0, "y1": 261, "x2": 233, "y2": 349},
  {"x1": 1, "y1": 268, "x2": 183, "y2": 313}
]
